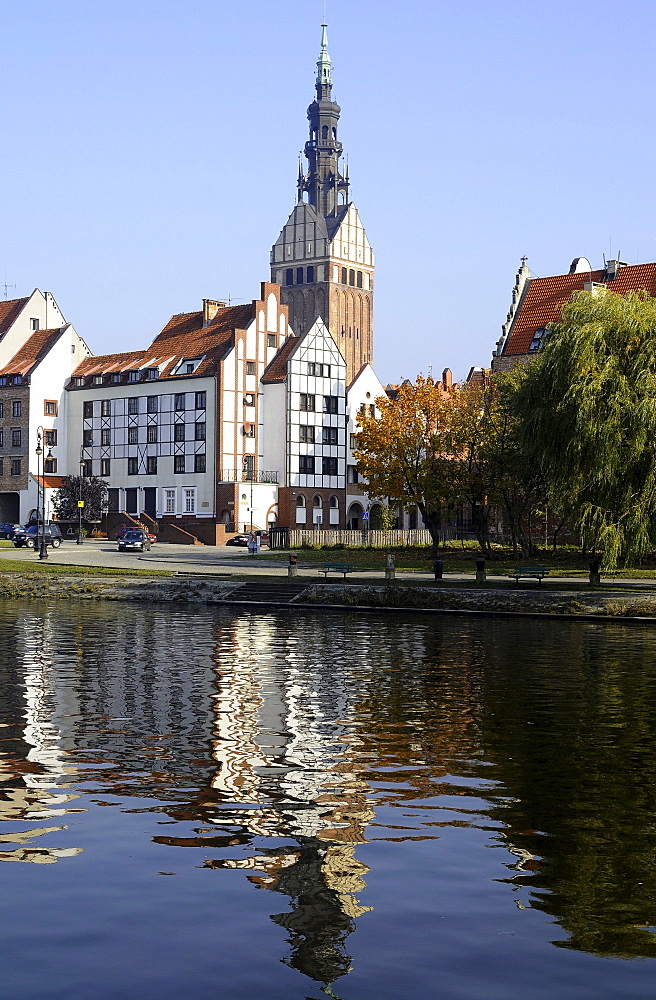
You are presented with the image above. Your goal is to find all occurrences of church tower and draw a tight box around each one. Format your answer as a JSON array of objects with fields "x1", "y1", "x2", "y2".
[{"x1": 271, "y1": 25, "x2": 374, "y2": 383}]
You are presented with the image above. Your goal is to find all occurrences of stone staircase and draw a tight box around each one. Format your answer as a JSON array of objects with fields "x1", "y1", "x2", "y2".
[{"x1": 221, "y1": 579, "x2": 309, "y2": 605}]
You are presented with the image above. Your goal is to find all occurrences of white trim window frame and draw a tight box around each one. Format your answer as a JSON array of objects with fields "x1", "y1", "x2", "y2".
[
  {"x1": 163, "y1": 488, "x2": 177, "y2": 515},
  {"x1": 182, "y1": 487, "x2": 196, "y2": 514}
]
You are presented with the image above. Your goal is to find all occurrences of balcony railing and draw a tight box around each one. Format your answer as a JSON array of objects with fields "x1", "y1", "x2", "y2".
[{"x1": 218, "y1": 470, "x2": 279, "y2": 484}]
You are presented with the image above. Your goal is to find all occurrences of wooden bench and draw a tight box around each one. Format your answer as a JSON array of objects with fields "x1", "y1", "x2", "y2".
[
  {"x1": 510, "y1": 567, "x2": 550, "y2": 586},
  {"x1": 318, "y1": 563, "x2": 353, "y2": 579}
]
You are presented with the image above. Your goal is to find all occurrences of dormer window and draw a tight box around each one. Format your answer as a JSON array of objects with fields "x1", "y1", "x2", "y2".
[
  {"x1": 12, "y1": 376, "x2": 22, "y2": 385},
  {"x1": 128, "y1": 370, "x2": 140, "y2": 383},
  {"x1": 147, "y1": 368, "x2": 159, "y2": 381},
  {"x1": 0, "y1": 377, "x2": 6, "y2": 386},
  {"x1": 30, "y1": 318, "x2": 39, "y2": 331},
  {"x1": 111, "y1": 373, "x2": 122, "y2": 384},
  {"x1": 93, "y1": 375, "x2": 103, "y2": 385},
  {"x1": 529, "y1": 328, "x2": 548, "y2": 352},
  {"x1": 174, "y1": 357, "x2": 203, "y2": 376},
  {"x1": 75, "y1": 377, "x2": 85, "y2": 387}
]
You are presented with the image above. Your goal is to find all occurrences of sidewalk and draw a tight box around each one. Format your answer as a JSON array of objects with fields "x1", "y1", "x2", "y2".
[{"x1": 1, "y1": 539, "x2": 656, "y2": 589}]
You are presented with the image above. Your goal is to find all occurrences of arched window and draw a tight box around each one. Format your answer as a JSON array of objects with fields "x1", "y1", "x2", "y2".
[
  {"x1": 295, "y1": 494, "x2": 306, "y2": 525},
  {"x1": 356, "y1": 271, "x2": 363, "y2": 288},
  {"x1": 341, "y1": 267, "x2": 347, "y2": 284},
  {"x1": 296, "y1": 495, "x2": 305, "y2": 507},
  {"x1": 322, "y1": 125, "x2": 329, "y2": 140},
  {"x1": 332, "y1": 128, "x2": 337, "y2": 141},
  {"x1": 329, "y1": 496, "x2": 338, "y2": 507},
  {"x1": 285, "y1": 269, "x2": 293, "y2": 286},
  {"x1": 313, "y1": 496, "x2": 322, "y2": 507},
  {"x1": 349, "y1": 269, "x2": 355, "y2": 286}
]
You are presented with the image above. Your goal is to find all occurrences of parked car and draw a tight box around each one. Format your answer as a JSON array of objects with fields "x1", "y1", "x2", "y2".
[
  {"x1": 0, "y1": 523, "x2": 21, "y2": 540},
  {"x1": 115, "y1": 526, "x2": 157, "y2": 543},
  {"x1": 117, "y1": 529, "x2": 151, "y2": 553},
  {"x1": 226, "y1": 534, "x2": 250, "y2": 547},
  {"x1": 13, "y1": 523, "x2": 64, "y2": 549}
]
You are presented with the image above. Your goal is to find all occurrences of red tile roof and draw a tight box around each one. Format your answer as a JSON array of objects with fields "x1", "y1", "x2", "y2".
[
  {"x1": 0, "y1": 328, "x2": 65, "y2": 376},
  {"x1": 36, "y1": 475, "x2": 67, "y2": 490},
  {"x1": 261, "y1": 337, "x2": 300, "y2": 383},
  {"x1": 0, "y1": 297, "x2": 28, "y2": 334},
  {"x1": 502, "y1": 263, "x2": 656, "y2": 357}
]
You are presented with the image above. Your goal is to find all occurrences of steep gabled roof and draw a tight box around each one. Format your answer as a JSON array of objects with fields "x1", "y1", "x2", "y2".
[
  {"x1": 0, "y1": 327, "x2": 66, "y2": 377},
  {"x1": 261, "y1": 337, "x2": 300, "y2": 383},
  {"x1": 0, "y1": 297, "x2": 29, "y2": 334},
  {"x1": 502, "y1": 263, "x2": 656, "y2": 357}
]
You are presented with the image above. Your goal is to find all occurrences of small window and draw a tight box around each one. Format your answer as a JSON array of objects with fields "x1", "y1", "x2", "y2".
[
  {"x1": 322, "y1": 457, "x2": 338, "y2": 476},
  {"x1": 195, "y1": 391, "x2": 206, "y2": 410},
  {"x1": 174, "y1": 455, "x2": 185, "y2": 474},
  {"x1": 183, "y1": 488, "x2": 196, "y2": 513},
  {"x1": 147, "y1": 456, "x2": 157, "y2": 475},
  {"x1": 330, "y1": 496, "x2": 338, "y2": 508},
  {"x1": 299, "y1": 425, "x2": 315, "y2": 443},
  {"x1": 350, "y1": 434, "x2": 359, "y2": 449},
  {"x1": 147, "y1": 368, "x2": 159, "y2": 380},
  {"x1": 44, "y1": 430, "x2": 57, "y2": 447},
  {"x1": 267, "y1": 334, "x2": 276, "y2": 348},
  {"x1": 0, "y1": 430, "x2": 4, "y2": 446},
  {"x1": 341, "y1": 267, "x2": 347, "y2": 284},
  {"x1": 128, "y1": 457, "x2": 138, "y2": 475},
  {"x1": 12, "y1": 400, "x2": 21, "y2": 418},
  {"x1": 195, "y1": 422, "x2": 205, "y2": 441},
  {"x1": 185, "y1": 363, "x2": 194, "y2": 374},
  {"x1": 81, "y1": 459, "x2": 92, "y2": 477},
  {"x1": 296, "y1": 495, "x2": 306, "y2": 507},
  {"x1": 349, "y1": 269, "x2": 355, "y2": 286},
  {"x1": 323, "y1": 395, "x2": 338, "y2": 414},
  {"x1": 11, "y1": 429, "x2": 21, "y2": 448},
  {"x1": 83, "y1": 429, "x2": 93, "y2": 447},
  {"x1": 0, "y1": 403, "x2": 3, "y2": 418},
  {"x1": 111, "y1": 373, "x2": 122, "y2": 384},
  {"x1": 244, "y1": 393, "x2": 255, "y2": 406},
  {"x1": 357, "y1": 271, "x2": 363, "y2": 288},
  {"x1": 10, "y1": 458, "x2": 21, "y2": 476},
  {"x1": 101, "y1": 459, "x2": 111, "y2": 476},
  {"x1": 307, "y1": 266, "x2": 315, "y2": 284},
  {"x1": 44, "y1": 457, "x2": 57, "y2": 473},
  {"x1": 174, "y1": 393, "x2": 186, "y2": 411},
  {"x1": 174, "y1": 423, "x2": 185, "y2": 442},
  {"x1": 296, "y1": 267, "x2": 304, "y2": 285},
  {"x1": 299, "y1": 456, "x2": 315, "y2": 474},
  {"x1": 83, "y1": 401, "x2": 93, "y2": 418},
  {"x1": 147, "y1": 396, "x2": 158, "y2": 414},
  {"x1": 101, "y1": 399, "x2": 111, "y2": 417},
  {"x1": 322, "y1": 427, "x2": 338, "y2": 445},
  {"x1": 300, "y1": 393, "x2": 315, "y2": 411},
  {"x1": 128, "y1": 427, "x2": 138, "y2": 445},
  {"x1": 194, "y1": 453, "x2": 206, "y2": 473},
  {"x1": 0, "y1": 459, "x2": 3, "y2": 475},
  {"x1": 285, "y1": 268, "x2": 293, "y2": 286},
  {"x1": 128, "y1": 397, "x2": 139, "y2": 415},
  {"x1": 30, "y1": 318, "x2": 39, "y2": 331},
  {"x1": 128, "y1": 370, "x2": 141, "y2": 383},
  {"x1": 0, "y1": 378, "x2": 6, "y2": 386},
  {"x1": 44, "y1": 400, "x2": 58, "y2": 416},
  {"x1": 93, "y1": 375, "x2": 103, "y2": 386},
  {"x1": 147, "y1": 425, "x2": 158, "y2": 443},
  {"x1": 164, "y1": 488, "x2": 176, "y2": 514},
  {"x1": 246, "y1": 361, "x2": 256, "y2": 375}
]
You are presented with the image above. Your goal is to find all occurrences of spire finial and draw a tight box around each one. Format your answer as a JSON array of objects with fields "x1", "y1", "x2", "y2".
[{"x1": 316, "y1": 23, "x2": 332, "y2": 88}]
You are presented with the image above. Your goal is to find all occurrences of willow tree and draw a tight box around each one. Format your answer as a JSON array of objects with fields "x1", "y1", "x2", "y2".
[
  {"x1": 513, "y1": 289, "x2": 656, "y2": 567},
  {"x1": 353, "y1": 376, "x2": 460, "y2": 554}
]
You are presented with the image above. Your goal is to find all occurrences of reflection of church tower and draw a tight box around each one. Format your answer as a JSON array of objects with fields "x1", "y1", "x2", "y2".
[{"x1": 271, "y1": 25, "x2": 374, "y2": 383}]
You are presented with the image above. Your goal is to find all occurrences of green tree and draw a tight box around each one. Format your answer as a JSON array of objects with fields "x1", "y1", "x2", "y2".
[
  {"x1": 52, "y1": 476, "x2": 109, "y2": 526},
  {"x1": 513, "y1": 289, "x2": 656, "y2": 567}
]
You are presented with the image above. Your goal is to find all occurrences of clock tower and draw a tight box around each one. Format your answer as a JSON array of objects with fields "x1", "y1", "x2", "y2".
[{"x1": 270, "y1": 25, "x2": 374, "y2": 383}]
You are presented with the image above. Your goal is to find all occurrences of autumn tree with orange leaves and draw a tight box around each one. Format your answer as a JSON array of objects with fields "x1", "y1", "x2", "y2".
[{"x1": 354, "y1": 376, "x2": 461, "y2": 554}]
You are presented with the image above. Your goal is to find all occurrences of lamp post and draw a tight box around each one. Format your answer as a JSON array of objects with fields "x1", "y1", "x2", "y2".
[
  {"x1": 34, "y1": 427, "x2": 51, "y2": 560},
  {"x1": 77, "y1": 456, "x2": 86, "y2": 544}
]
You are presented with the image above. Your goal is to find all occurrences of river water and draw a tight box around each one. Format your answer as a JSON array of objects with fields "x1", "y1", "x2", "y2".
[{"x1": 0, "y1": 601, "x2": 655, "y2": 1000}]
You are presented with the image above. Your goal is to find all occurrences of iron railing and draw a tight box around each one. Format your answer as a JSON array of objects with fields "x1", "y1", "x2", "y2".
[{"x1": 218, "y1": 470, "x2": 278, "y2": 484}]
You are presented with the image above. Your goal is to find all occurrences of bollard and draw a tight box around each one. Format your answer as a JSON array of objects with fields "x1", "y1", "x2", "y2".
[
  {"x1": 288, "y1": 553, "x2": 298, "y2": 578},
  {"x1": 433, "y1": 558, "x2": 443, "y2": 581},
  {"x1": 589, "y1": 556, "x2": 601, "y2": 586},
  {"x1": 385, "y1": 553, "x2": 396, "y2": 582},
  {"x1": 475, "y1": 557, "x2": 486, "y2": 584}
]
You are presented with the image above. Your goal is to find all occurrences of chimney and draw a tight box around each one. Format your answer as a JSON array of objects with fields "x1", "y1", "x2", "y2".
[
  {"x1": 604, "y1": 260, "x2": 627, "y2": 281},
  {"x1": 442, "y1": 368, "x2": 453, "y2": 389},
  {"x1": 203, "y1": 299, "x2": 226, "y2": 327}
]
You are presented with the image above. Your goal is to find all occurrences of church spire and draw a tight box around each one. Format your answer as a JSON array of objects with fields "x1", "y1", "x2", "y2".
[{"x1": 300, "y1": 23, "x2": 348, "y2": 217}]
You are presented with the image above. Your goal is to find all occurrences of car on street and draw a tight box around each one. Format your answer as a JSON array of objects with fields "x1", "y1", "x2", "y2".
[
  {"x1": 226, "y1": 534, "x2": 250, "y2": 547},
  {"x1": 0, "y1": 523, "x2": 22, "y2": 539},
  {"x1": 115, "y1": 526, "x2": 157, "y2": 543},
  {"x1": 13, "y1": 523, "x2": 64, "y2": 549},
  {"x1": 117, "y1": 529, "x2": 151, "y2": 553}
]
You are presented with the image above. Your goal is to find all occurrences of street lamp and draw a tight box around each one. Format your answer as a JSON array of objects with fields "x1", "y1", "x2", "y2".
[
  {"x1": 77, "y1": 456, "x2": 86, "y2": 544},
  {"x1": 34, "y1": 427, "x2": 51, "y2": 560}
]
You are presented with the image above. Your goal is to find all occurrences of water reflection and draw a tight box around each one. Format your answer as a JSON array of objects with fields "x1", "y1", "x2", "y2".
[{"x1": 0, "y1": 602, "x2": 655, "y2": 998}]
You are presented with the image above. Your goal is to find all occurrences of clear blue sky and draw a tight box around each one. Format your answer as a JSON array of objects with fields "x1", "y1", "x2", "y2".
[{"x1": 2, "y1": 0, "x2": 655, "y2": 383}]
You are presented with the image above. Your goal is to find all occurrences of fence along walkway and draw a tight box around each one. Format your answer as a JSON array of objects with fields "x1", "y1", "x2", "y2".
[{"x1": 283, "y1": 528, "x2": 435, "y2": 548}]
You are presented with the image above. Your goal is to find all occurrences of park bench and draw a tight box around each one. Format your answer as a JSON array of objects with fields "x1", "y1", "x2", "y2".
[
  {"x1": 509, "y1": 567, "x2": 550, "y2": 586},
  {"x1": 318, "y1": 563, "x2": 353, "y2": 579}
]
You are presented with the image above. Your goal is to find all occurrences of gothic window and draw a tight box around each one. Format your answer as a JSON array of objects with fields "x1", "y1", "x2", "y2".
[
  {"x1": 341, "y1": 267, "x2": 347, "y2": 284},
  {"x1": 296, "y1": 267, "x2": 304, "y2": 285},
  {"x1": 321, "y1": 125, "x2": 328, "y2": 140},
  {"x1": 349, "y1": 269, "x2": 355, "y2": 286},
  {"x1": 307, "y1": 266, "x2": 315, "y2": 283},
  {"x1": 357, "y1": 271, "x2": 363, "y2": 288},
  {"x1": 285, "y1": 269, "x2": 293, "y2": 286}
]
